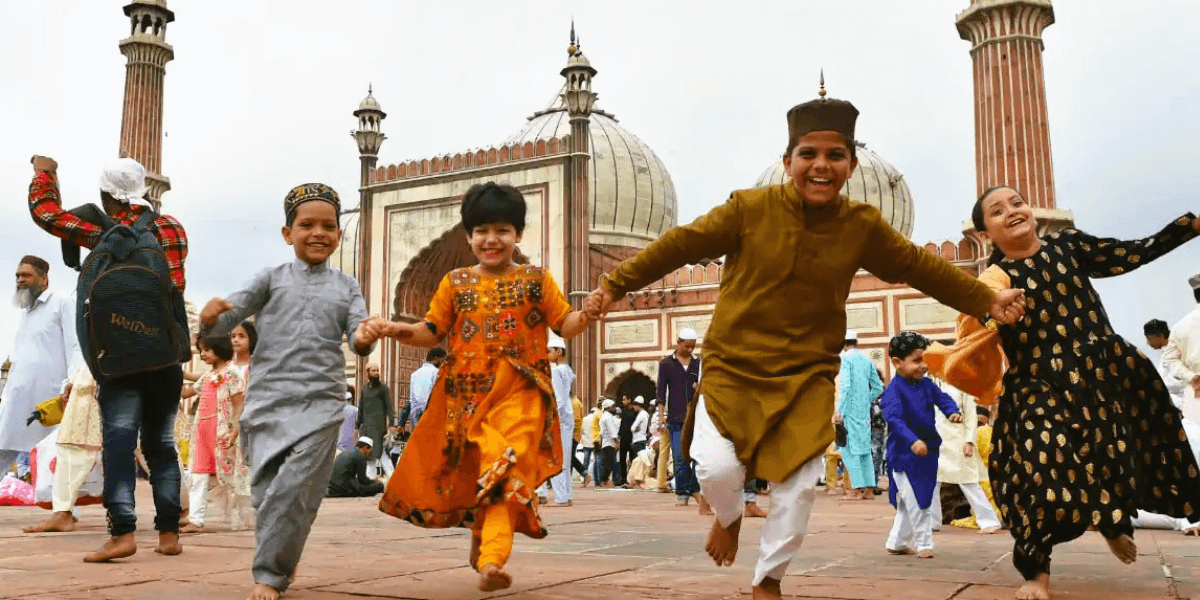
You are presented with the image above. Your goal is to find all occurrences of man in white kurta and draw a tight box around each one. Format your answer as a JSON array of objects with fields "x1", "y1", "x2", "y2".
[
  {"x1": 0, "y1": 256, "x2": 82, "y2": 478},
  {"x1": 930, "y1": 382, "x2": 1001, "y2": 533},
  {"x1": 1139, "y1": 318, "x2": 1200, "y2": 533},
  {"x1": 1162, "y1": 273, "x2": 1200, "y2": 425},
  {"x1": 545, "y1": 336, "x2": 576, "y2": 506}
]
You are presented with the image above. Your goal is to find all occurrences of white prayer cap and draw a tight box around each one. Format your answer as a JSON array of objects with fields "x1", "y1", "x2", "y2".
[
  {"x1": 344, "y1": 391, "x2": 352, "y2": 400},
  {"x1": 99, "y1": 158, "x2": 147, "y2": 204},
  {"x1": 547, "y1": 335, "x2": 566, "y2": 350},
  {"x1": 602, "y1": 399, "x2": 615, "y2": 409},
  {"x1": 1189, "y1": 272, "x2": 1200, "y2": 290},
  {"x1": 357, "y1": 436, "x2": 374, "y2": 447},
  {"x1": 634, "y1": 396, "x2": 645, "y2": 405},
  {"x1": 845, "y1": 329, "x2": 858, "y2": 342},
  {"x1": 650, "y1": 399, "x2": 657, "y2": 405},
  {"x1": 678, "y1": 328, "x2": 698, "y2": 341}
]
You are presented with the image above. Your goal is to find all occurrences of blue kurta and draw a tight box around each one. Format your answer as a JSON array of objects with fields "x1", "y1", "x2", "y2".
[
  {"x1": 883, "y1": 375, "x2": 960, "y2": 509},
  {"x1": 837, "y1": 348, "x2": 883, "y2": 488}
]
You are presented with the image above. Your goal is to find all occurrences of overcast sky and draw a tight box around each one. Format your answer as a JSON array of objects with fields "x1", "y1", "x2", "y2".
[{"x1": 0, "y1": 0, "x2": 1196, "y2": 366}]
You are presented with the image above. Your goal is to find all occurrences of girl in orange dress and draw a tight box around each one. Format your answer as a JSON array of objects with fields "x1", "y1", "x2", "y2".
[{"x1": 378, "y1": 182, "x2": 592, "y2": 592}]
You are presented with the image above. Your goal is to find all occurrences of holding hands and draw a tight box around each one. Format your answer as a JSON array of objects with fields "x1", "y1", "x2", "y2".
[
  {"x1": 988, "y1": 288, "x2": 1026, "y2": 325},
  {"x1": 584, "y1": 285, "x2": 614, "y2": 320},
  {"x1": 355, "y1": 316, "x2": 387, "y2": 346}
]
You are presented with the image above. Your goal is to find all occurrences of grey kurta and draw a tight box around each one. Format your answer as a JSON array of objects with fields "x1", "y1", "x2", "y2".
[
  {"x1": 357, "y1": 383, "x2": 392, "y2": 459},
  {"x1": 206, "y1": 258, "x2": 372, "y2": 476}
]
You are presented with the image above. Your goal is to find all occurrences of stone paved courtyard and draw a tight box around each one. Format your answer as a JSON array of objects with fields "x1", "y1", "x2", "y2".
[{"x1": 0, "y1": 482, "x2": 1196, "y2": 600}]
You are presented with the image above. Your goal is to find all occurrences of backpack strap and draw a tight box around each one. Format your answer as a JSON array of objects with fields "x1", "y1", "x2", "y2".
[
  {"x1": 61, "y1": 204, "x2": 117, "y2": 271},
  {"x1": 132, "y1": 207, "x2": 160, "y2": 230}
]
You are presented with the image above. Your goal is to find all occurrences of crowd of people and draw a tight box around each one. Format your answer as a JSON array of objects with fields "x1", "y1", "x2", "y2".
[{"x1": 0, "y1": 82, "x2": 1196, "y2": 600}]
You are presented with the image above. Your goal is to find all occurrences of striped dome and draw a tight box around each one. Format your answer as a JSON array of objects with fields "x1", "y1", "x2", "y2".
[
  {"x1": 505, "y1": 87, "x2": 677, "y2": 248},
  {"x1": 755, "y1": 142, "x2": 915, "y2": 238}
]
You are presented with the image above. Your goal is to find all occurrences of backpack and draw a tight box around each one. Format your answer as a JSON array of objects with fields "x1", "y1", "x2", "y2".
[{"x1": 63, "y1": 204, "x2": 192, "y2": 383}]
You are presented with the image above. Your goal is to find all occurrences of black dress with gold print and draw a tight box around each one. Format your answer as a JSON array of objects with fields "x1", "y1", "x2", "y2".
[{"x1": 989, "y1": 215, "x2": 1200, "y2": 580}]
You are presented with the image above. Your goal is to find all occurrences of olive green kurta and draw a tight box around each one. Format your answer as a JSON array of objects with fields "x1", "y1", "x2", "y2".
[{"x1": 601, "y1": 183, "x2": 996, "y2": 482}]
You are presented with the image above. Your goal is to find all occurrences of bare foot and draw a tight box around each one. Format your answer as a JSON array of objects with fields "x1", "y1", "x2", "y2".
[
  {"x1": 469, "y1": 532, "x2": 481, "y2": 572},
  {"x1": 863, "y1": 488, "x2": 875, "y2": 500},
  {"x1": 696, "y1": 493, "x2": 714, "y2": 516},
  {"x1": 1015, "y1": 573, "x2": 1051, "y2": 600},
  {"x1": 979, "y1": 526, "x2": 1002, "y2": 535},
  {"x1": 705, "y1": 517, "x2": 742, "y2": 566},
  {"x1": 752, "y1": 576, "x2": 783, "y2": 600},
  {"x1": 1105, "y1": 534, "x2": 1137, "y2": 564},
  {"x1": 23, "y1": 511, "x2": 76, "y2": 533},
  {"x1": 886, "y1": 546, "x2": 914, "y2": 555},
  {"x1": 83, "y1": 533, "x2": 137, "y2": 562},
  {"x1": 179, "y1": 523, "x2": 206, "y2": 534},
  {"x1": 675, "y1": 497, "x2": 689, "y2": 507},
  {"x1": 1183, "y1": 527, "x2": 1199, "y2": 537},
  {"x1": 917, "y1": 549, "x2": 934, "y2": 558},
  {"x1": 247, "y1": 582, "x2": 281, "y2": 600},
  {"x1": 155, "y1": 531, "x2": 183, "y2": 555},
  {"x1": 477, "y1": 563, "x2": 512, "y2": 592},
  {"x1": 744, "y1": 502, "x2": 768, "y2": 518}
]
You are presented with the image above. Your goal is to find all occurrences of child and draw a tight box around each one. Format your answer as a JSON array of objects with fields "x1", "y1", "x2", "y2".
[
  {"x1": 968, "y1": 186, "x2": 1200, "y2": 600},
  {"x1": 180, "y1": 335, "x2": 252, "y2": 533},
  {"x1": 931, "y1": 383, "x2": 1002, "y2": 534},
  {"x1": 949, "y1": 405, "x2": 1005, "y2": 531},
  {"x1": 882, "y1": 332, "x2": 964, "y2": 558},
  {"x1": 200, "y1": 183, "x2": 380, "y2": 600},
  {"x1": 231, "y1": 320, "x2": 257, "y2": 381},
  {"x1": 545, "y1": 336, "x2": 576, "y2": 507},
  {"x1": 584, "y1": 81, "x2": 1026, "y2": 600},
  {"x1": 375, "y1": 182, "x2": 591, "y2": 592}
]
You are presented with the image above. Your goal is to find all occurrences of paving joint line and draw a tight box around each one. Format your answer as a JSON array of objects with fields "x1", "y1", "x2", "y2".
[
  {"x1": 944, "y1": 582, "x2": 972, "y2": 600},
  {"x1": 490, "y1": 566, "x2": 640, "y2": 599}
]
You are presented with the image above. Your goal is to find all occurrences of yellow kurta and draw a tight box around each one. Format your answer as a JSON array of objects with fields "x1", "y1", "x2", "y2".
[{"x1": 602, "y1": 184, "x2": 996, "y2": 481}]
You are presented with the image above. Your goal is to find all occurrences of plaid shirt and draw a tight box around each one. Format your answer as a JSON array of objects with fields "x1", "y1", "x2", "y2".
[{"x1": 28, "y1": 172, "x2": 188, "y2": 292}]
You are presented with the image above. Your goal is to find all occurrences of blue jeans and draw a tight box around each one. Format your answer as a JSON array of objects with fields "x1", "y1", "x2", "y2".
[
  {"x1": 669, "y1": 422, "x2": 699, "y2": 499},
  {"x1": 579, "y1": 446, "x2": 594, "y2": 479},
  {"x1": 98, "y1": 365, "x2": 183, "y2": 536}
]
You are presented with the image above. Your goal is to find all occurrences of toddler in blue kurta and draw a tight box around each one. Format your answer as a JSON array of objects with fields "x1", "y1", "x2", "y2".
[{"x1": 882, "y1": 331, "x2": 963, "y2": 558}]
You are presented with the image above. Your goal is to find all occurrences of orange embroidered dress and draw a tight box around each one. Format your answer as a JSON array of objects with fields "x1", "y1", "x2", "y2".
[{"x1": 380, "y1": 265, "x2": 572, "y2": 540}]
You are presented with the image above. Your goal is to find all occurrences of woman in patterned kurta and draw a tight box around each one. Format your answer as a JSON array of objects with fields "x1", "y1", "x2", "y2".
[
  {"x1": 972, "y1": 186, "x2": 1200, "y2": 599},
  {"x1": 379, "y1": 182, "x2": 591, "y2": 592}
]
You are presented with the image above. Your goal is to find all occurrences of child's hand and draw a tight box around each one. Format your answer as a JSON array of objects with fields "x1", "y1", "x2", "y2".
[
  {"x1": 355, "y1": 316, "x2": 383, "y2": 345},
  {"x1": 30, "y1": 155, "x2": 57, "y2": 174},
  {"x1": 963, "y1": 442, "x2": 974, "y2": 457},
  {"x1": 948, "y1": 413, "x2": 964, "y2": 423},
  {"x1": 200, "y1": 298, "x2": 234, "y2": 328},
  {"x1": 911, "y1": 440, "x2": 928, "y2": 457},
  {"x1": 989, "y1": 289, "x2": 1026, "y2": 325},
  {"x1": 586, "y1": 287, "x2": 614, "y2": 319},
  {"x1": 1191, "y1": 215, "x2": 1200, "y2": 233}
]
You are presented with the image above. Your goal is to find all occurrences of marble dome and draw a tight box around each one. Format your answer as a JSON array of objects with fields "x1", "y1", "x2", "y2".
[
  {"x1": 755, "y1": 142, "x2": 914, "y2": 238},
  {"x1": 504, "y1": 85, "x2": 678, "y2": 248}
]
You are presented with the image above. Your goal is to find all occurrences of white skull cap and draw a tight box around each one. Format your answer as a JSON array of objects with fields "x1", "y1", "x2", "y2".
[
  {"x1": 99, "y1": 158, "x2": 147, "y2": 205},
  {"x1": 678, "y1": 328, "x2": 698, "y2": 341}
]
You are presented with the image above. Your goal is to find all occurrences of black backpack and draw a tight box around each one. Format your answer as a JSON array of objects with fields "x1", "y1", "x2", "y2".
[{"x1": 63, "y1": 204, "x2": 191, "y2": 382}]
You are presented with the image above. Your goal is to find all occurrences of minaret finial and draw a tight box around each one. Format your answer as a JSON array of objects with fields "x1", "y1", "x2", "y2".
[
  {"x1": 819, "y1": 69, "x2": 826, "y2": 101},
  {"x1": 368, "y1": 82, "x2": 373, "y2": 96},
  {"x1": 568, "y1": 20, "x2": 578, "y2": 56}
]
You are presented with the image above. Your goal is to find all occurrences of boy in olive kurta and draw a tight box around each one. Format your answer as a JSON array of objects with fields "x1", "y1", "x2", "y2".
[{"x1": 587, "y1": 84, "x2": 1026, "y2": 600}]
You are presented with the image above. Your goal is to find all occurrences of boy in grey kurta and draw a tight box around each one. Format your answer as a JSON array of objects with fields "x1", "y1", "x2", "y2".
[{"x1": 201, "y1": 183, "x2": 380, "y2": 600}]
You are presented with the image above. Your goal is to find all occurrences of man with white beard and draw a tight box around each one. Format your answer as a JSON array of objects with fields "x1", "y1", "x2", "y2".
[{"x1": 0, "y1": 255, "x2": 82, "y2": 478}]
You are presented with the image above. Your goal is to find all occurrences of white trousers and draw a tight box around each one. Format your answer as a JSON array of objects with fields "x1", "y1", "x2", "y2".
[
  {"x1": 189, "y1": 472, "x2": 212, "y2": 526},
  {"x1": 931, "y1": 481, "x2": 1002, "y2": 531},
  {"x1": 548, "y1": 422, "x2": 574, "y2": 503},
  {"x1": 689, "y1": 396, "x2": 822, "y2": 586},
  {"x1": 51, "y1": 444, "x2": 99, "y2": 513},
  {"x1": 1132, "y1": 510, "x2": 1198, "y2": 531},
  {"x1": 887, "y1": 471, "x2": 935, "y2": 552}
]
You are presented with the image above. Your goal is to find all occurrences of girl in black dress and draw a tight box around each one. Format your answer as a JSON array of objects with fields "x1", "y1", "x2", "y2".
[{"x1": 972, "y1": 186, "x2": 1200, "y2": 600}]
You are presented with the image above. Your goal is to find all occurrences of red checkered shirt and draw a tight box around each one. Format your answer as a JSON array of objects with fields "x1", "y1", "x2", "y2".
[{"x1": 28, "y1": 172, "x2": 189, "y2": 293}]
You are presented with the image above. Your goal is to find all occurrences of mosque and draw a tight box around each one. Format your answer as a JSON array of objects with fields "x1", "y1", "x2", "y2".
[{"x1": 327, "y1": 0, "x2": 1072, "y2": 406}]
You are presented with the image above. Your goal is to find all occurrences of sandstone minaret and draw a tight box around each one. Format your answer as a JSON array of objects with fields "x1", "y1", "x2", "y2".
[
  {"x1": 957, "y1": 0, "x2": 1072, "y2": 234},
  {"x1": 118, "y1": 0, "x2": 175, "y2": 209}
]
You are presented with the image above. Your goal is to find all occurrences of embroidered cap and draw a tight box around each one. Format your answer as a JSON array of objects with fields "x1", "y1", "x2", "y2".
[
  {"x1": 888, "y1": 330, "x2": 929, "y2": 359},
  {"x1": 284, "y1": 183, "x2": 341, "y2": 223},
  {"x1": 786, "y1": 73, "x2": 858, "y2": 148}
]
